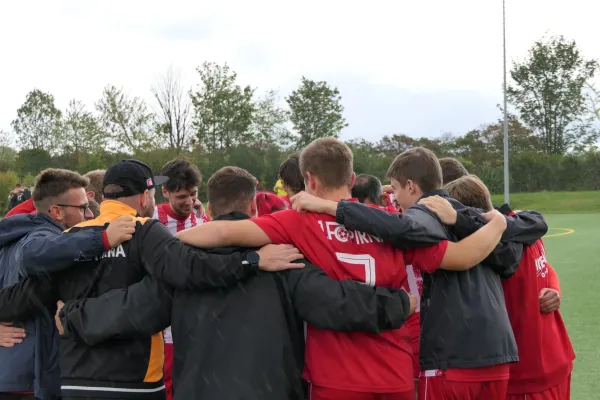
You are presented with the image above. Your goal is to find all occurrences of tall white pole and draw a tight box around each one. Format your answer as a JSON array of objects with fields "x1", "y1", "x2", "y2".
[{"x1": 503, "y1": 0, "x2": 510, "y2": 204}]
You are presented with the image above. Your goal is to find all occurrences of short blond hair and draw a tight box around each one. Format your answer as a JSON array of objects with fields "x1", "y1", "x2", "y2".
[{"x1": 444, "y1": 175, "x2": 493, "y2": 211}]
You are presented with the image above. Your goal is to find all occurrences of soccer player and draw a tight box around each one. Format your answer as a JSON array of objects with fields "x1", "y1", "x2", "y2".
[
  {"x1": 443, "y1": 175, "x2": 575, "y2": 400},
  {"x1": 152, "y1": 157, "x2": 207, "y2": 400},
  {"x1": 278, "y1": 152, "x2": 304, "y2": 207},
  {"x1": 176, "y1": 138, "x2": 508, "y2": 400},
  {"x1": 290, "y1": 146, "x2": 548, "y2": 400},
  {"x1": 155, "y1": 158, "x2": 209, "y2": 231}
]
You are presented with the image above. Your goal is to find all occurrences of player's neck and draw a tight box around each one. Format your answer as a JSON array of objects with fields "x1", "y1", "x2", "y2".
[{"x1": 318, "y1": 188, "x2": 352, "y2": 202}]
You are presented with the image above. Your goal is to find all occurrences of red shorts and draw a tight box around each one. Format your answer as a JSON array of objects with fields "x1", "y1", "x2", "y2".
[
  {"x1": 419, "y1": 376, "x2": 508, "y2": 400},
  {"x1": 164, "y1": 343, "x2": 174, "y2": 400},
  {"x1": 506, "y1": 374, "x2": 571, "y2": 400},
  {"x1": 309, "y1": 385, "x2": 414, "y2": 400}
]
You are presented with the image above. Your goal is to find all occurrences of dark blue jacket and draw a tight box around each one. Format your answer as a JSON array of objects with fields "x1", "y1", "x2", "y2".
[{"x1": 0, "y1": 213, "x2": 107, "y2": 399}]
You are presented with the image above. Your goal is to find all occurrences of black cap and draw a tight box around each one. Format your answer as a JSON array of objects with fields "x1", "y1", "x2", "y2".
[{"x1": 103, "y1": 159, "x2": 169, "y2": 199}]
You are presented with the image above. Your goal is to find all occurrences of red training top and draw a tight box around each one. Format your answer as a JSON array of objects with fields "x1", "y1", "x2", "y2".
[
  {"x1": 6, "y1": 198, "x2": 36, "y2": 217},
  {"x1": 252, "y1": 199, "x2": 447, "y2": 393},
  {"x1": 502, "y1": 237, "x2": 575, "y2": 394}
]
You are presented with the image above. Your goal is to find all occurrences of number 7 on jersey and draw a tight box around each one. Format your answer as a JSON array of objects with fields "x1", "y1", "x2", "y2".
[{"x1": 335, "y1": 253, "x2": 376, "y2": 287}]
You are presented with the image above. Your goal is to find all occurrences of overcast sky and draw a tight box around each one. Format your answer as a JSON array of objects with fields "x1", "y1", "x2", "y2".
[{"x1": 1, "y1": 0, "x2": 598, "y2": 143}]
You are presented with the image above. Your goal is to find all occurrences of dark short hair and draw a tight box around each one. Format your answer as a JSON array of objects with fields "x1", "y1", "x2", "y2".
[
  {"x1": 278, "y1": 153, "x2": 304, "y2": 194},
  {"x1": 160, "y1": 158, "x2": 202, "y2": 193},
  {"x1": 439, "y1": 157, "x2": 469, "y2": 185},
  {"x1": 386, "y1": 147, "x2": 442, "y2": 193},
  {"x1": 352, "y1": 174, "x2": 383, "y2": 205},
  {"x1": 33, "y1": 168, "x2": 90, "y2": 211},
  {"x1": 84, "y1": 170, "x2": 106, "y2": 204},
  {"x1": 300, "y1": 138, "x2": 353, "y2": 189},
  {"x1": 207, "y1": 167, "x2": 257, "y2": 217}
]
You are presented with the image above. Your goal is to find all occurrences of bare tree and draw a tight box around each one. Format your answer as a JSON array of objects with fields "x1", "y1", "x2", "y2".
[
  {"x1": 151, "y1": 67, "x2": 192, "y2": 153},
  {"x1": 96, "y1": 85, "x2": 157, "y2": 153}
]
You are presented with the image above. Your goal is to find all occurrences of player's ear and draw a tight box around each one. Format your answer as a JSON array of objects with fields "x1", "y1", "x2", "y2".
[
  {"x1": 140, "y1": 189, "x2": 149, "y2": 208},
  {"x1": 406, "y1": 179, "x2": 417, "y2": 195},
  {"x1": 161, "y1": 186, "x2": 169, "y2": 199},
  {"x1": 207, "y1": 202, "x2": 214, "y2": 219},
  {"x1": 350, "y1": 172, "x2": 356, "y2": 188}
]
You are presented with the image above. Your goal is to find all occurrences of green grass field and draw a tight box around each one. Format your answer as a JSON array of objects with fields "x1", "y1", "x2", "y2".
[
  {"x1": 491, "y1": 191, "x2": 600, "y2": 214},
  {"x1": 542, "y1": 213, "x2": 598, "y2": 400}
]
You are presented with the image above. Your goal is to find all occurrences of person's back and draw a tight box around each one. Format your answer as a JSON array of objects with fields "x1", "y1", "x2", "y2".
[
  {"x1": 0, "y1": 214, "x2": 61, "y2": 399},
  {"x1": 0, "y1": 169, "x2": 99, "y2": 400},
  {"x1": 57, "y1": 206, "x2": 162, "y2": 397},
  {"x1": 56, "y1": 160, "x2": 169, "y2": 400},
  {"x1": 171, "y1": 238, "x2": 305, "y2": 399},
  {"x1": 502, "y1": 238, "x2": 574, "y2": 395},
  {"x1": 443, "y1": 174, "x2": 574, "y2": 399},
  {"x1": 255, "y1": 205, "x2": 412, "y2": 392}
]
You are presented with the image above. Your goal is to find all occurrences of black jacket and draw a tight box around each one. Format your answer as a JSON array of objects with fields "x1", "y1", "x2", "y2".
[
  {"x1": 334, "y1": 190, "x2": 548, "y2": 371},
  {"x1": 53, "y1": 212, "x2": 413, "y2": 400}
]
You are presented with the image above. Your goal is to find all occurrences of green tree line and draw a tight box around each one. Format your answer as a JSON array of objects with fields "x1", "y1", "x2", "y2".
[{"x1": 0, "y1": 35, "x2": 598, "y2": 212}]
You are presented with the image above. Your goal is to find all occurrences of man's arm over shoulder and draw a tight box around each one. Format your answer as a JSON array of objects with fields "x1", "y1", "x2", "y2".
[
  {"x1": 137, "y1": 220, "x2": 256, "y2": 290},
  {"x1": 59, "y1": 274, "x2": 172, "y2": 346},
  {"x1": 175, "y1": 218, "x2": 272, "y2": 248},
  {"x1": 502, "y1": 210, "x2": 548, "y2": 245},
  {"x1": 445, "y1": 208, "x2": 522, "y2": 277},
  {"x1": 284, "y1": 260, "x2": 413, "y2": 332},
  {"x1": 0, "y1": 275, "x2": 57, "y2": 321},
  {"x1": 335, "y1": 201, "x2": 447, "y2": 249},
  {"x1": 17, "y1": 226, "x2": 109, "y2": 275},
  {"x1": 454, "y1": 207, "x2": 548, "y2": 245}
]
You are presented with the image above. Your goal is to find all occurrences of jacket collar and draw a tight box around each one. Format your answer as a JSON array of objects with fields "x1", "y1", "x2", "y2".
[
  {"x1": 99, "y1": 200, "x2": 138, "y2": 218},
  {"x1": 34, "y1": 213, "x2": 65, "y2": 230},
  {"x1": 419, "y1": 189, "x2": 450, "y2": 200}
]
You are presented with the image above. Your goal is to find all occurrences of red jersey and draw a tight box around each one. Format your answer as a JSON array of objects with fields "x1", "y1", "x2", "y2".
[
  {"x1": 502, "y1": 238, "x2": 575, "y2": 394},
  {"x1": 252, "y1": 200, "x2": 446, "y2": 393},
  {"x1": 6, "y1": 198, "x2": 36, "y2": 217}
]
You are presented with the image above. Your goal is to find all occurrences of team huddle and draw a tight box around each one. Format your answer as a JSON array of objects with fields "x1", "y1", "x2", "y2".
[{"x1": 0, "y1": 137, "x2": 574, "y2": 400}]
